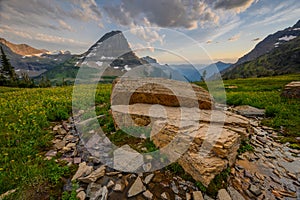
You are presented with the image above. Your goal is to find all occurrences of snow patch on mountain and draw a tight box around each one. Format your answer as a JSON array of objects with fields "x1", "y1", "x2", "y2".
[{"x1": 278, "y1": 35, "x2": 297, "y2": 41}]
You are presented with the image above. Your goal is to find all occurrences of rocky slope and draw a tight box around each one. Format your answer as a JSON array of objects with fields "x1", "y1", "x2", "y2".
[
  {"x1": 0, "y1": 38, "x2": 47, "y2": 56},
  {"x1": 222, "y1": 36, "x2": 300, "y2": 79},
  {"x1": 235, "y1": 20, "x2": 300, "y2": 66},
  {"x1": 223, "y1": 19, "x2": 300, "y2": 79}
]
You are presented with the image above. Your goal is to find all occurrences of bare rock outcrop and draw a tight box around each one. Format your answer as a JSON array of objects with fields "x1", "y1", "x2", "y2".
[
  {"x1": 281, "y1": 81, "x2": 300, "y2": 98},
  {"x1": 111, "y1": 78, "x2": 251, "y2": 186}
]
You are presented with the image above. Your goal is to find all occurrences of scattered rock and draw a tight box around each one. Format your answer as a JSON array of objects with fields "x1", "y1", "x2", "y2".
[
  {"x1": 143, "y1": 190, "x2": 153, "y2": 199},
  {"x1": 217, "y1": 189, "x2": 232, "y2": 200},
  {"x1": 78, "y1": 165, "x2": 105, "y2": 183},
  {"x1": 76, "y1": 191, "x2": 86, "y2": 200},
  {"x1": 186, "y1": 193, "x2": 192, "y2": 200},
  {"x1": 127, "y1": 177, "x2": 146, "y2": 197},
  {"x1": 45, "y1": 150, "x2": 57, "y2": 157},
  {"x1": 107, "y1": 180, "x2": 115, "y2": 188},
  {"x1": 113, "y1": 181, "x2": 125, "y2": 192},
  {"x1": 227, "y1": 186, "x2": 245, "y2": 200},
  {"x1": 161, "y1": 192, "x2": 170, "y2": 200},
  {"x1": 249, "y1": 184, "x2": 262, "y2": 196},
  {"x1": 144, "y1": 174, "x2": 154, "y2": 184},
  {"x1": 171, "y1": 181, "x2": 179, "y2": 194},
  {"x1": 72, "y1": 162, "x2": 93, "y2": 181},
  {"x1": 193, "y1": 191, "x2": 204, "y2": 200},
  {"x1": 233, "y1": 105, "x2": 265, "y2": 117},
  {"x1": 54, "y1": 140, "x2": 65, "y2": 150},
  {"x1": 86, "y1": 183, "x2": 104, "y2": 200}
]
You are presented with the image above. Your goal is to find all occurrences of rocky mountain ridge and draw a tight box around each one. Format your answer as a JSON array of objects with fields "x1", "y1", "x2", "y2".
[{"x1": 0, "y1": 37, "x2": 47, "y2": 56}]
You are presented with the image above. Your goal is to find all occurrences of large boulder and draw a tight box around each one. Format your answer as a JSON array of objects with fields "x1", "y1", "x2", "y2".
[
  {"x1": 110, "y1": 78, "x2": 251, "y2": 186},
  {"x1": 111, "y1": 77, "x2": 214, "y2": 110},
  {"x1": 281, "y1": 81, "x2": 300, "y2": 99}
]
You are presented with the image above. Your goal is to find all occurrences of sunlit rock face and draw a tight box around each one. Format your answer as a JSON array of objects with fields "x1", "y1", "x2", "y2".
[{"x1": 111, "y1": 77, "x2": 252, "y2": 186}]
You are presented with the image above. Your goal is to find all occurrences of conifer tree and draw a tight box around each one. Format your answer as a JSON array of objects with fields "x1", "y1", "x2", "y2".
[{"x1": 0, "y1": 46, "x2": 17, "y2": 85}]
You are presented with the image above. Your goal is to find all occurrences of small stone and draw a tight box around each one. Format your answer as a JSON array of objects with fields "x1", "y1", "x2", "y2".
[
  {"x1": 175, "y1": 195, "x2": 182, "y2": 200},
  {"x1": 186, "y1": 193, "x2": 191, "y2": 200},
  {"x1": 54, "y1": 140, "x2": 65, "y2": 150},
  {"x1": 203, "y1": 194, "x2": 214, "y2": 200},
  {"x1": 249, "y1": 185, "x2": 262, "y2": 196},
  {"x1": 227, "y1": 187, "x2": 245, "y2": 200},
  {"x1": 193, "y1": 191, "x2": 204, "y2": 200},
  {"x1": 76, "y1": 191, "x2": 86, "y2": 200},
  {"x1": 78, "y1": 165, "x2": 106, "y2": 183},
  {"x1": 144, "y1": 174, "x2": 154, "y2": 184},
  {"x1": 128, "y1": 177, "x2": 146, "y2": 197},
  {"x1": 72, "y1": 162, "x2": 93, "y2": 181},
  {"x1": 256, "y1": 136, "x2": 267, "y2": 144},
  {"x1": 73, "y1": 157, "x2": 81, "y2": 164},
  {"x1": 143, "y1": 190, "x2": 153, "y2": 199},
  {"x1": 171, "y1": 181, "x2": 179, "y2": 194},
  {"x1": 66, "y1": 142, "x2": 76, "y2": 148},
  {"x1": 230, "y1": 168, "x2": 236, "y2": 175},
  {"x1": 107, "y1": 180, "x2": 115, "y2": 188},
  {"x1": 45, "y1": 150, "x2": 57, "y2": 157},
  {"x1": 217, "y1": 189, "x2": 232, "y2": 200},
  {"x1": 161, "y1": 192, "x2": 169, "y2": 200},
  {"x1": 113, "y1": 182, "x2": 125, "y2": 192}
]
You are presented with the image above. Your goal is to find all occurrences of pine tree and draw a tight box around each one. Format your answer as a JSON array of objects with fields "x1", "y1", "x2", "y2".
[{"x1": 0, "y1": 46, "x2": 17, "y2": 85}]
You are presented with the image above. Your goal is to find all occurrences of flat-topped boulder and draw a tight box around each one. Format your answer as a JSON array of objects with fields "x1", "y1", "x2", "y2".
[
  {"x1": 110, "y1": 78, "x2": 251, "y2": 187},
  {"x1": 111, "y1": 77, "x2": 214, "y2": 110},
  {"x1": 281, "y1": 81, "x2": 300, "y2": 98}
]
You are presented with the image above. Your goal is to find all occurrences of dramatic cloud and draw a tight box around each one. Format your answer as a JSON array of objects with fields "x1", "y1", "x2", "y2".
[
  {"x1": 105, "y1": 0, "x2": 219, "y2": 30},
  {"x1": 228, "y1": 33, "x2": 241, "y2": 41},
  {"x1": 0, "y1": 0, "x2": 102, "y2": 32},
  {"x1": 214, "y1": 0, "x2": 258, "y2": 13}
]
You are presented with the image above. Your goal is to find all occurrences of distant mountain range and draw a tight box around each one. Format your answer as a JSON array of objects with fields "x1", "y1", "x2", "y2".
[{"x1": 223, "y1": 19, "x2": 300, "y2": 79}]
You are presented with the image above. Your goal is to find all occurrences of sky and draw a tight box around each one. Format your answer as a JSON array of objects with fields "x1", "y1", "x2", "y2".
[{"x1": 0, "y1": 0, "x2": 299, "y2": 64}]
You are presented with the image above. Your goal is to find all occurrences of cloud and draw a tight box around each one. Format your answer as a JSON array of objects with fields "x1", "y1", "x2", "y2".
[
  {"x1": 35, "y1": 33, "x2": 87, "y2": 46},
  {"x1": 0, "y1": 0, "x2": 102, "y2": 32},
  {"x1": 67, "y1": 0, "x2": 102, "y2": 22},
  {"x1": 252, "y1": 38, "x2": 260, "y2": 41},
  {"x1": 105, "y1": 0, "x2": 219, "y2": 30},
  {"x1": 228, "y1": 33, "x2": 241, "y2": 41},
  {"x1": 59, "y1": 20, "x2": 72, "y2": 31},
  {"x1": 214, "y1": 0, "x2": 258, "y2": 13},
  {"x1": 0, "y1": 25, "x2": 87, "y2": 46}
]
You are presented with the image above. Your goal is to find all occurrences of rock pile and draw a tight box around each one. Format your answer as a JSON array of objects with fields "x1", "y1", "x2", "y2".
[{"x1": 46, "y1": 111, "x2": 300, "y2": 199}]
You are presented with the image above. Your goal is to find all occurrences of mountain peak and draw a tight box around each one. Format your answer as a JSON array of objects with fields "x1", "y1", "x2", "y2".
[
  {"x1": 293, "y1": 20, "x2": 300, "y2": 28},
  {"x1": 0, "y1": 37, "x2": 47, "y2": 56},
  {"x1": 97, "y1": 30, "x2": 123, "y2": 43}
]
